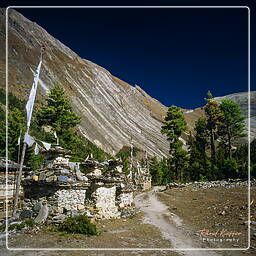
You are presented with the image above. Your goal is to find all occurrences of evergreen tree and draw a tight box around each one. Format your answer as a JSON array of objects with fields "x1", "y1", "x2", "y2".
[
  {"x1": 37, "y1": 85, "x2": 80, "y2": 136},
  {"x1": 36, "y1": 85, "x2": 110, "y2": 162},
  {"x1": 251, "y1": 138, "x2": 256, "y2": 164},
  {"x1": 251, "y1": 138, "x2": 256, "y2": 178},
  {"x1": 7, "y1": 108, "x2": 25, "y2": 161},
  {"x1": 161, "y1": 106, "x2": 188, "y2": 181},
  {"x1": 149, "y1": 157, "x2": 162, "y2": 185},
  {"x1": 194, "y1": 117, "x2": 209, "y2": 165},
  {"x1": 149, "y1": 157, "x2": 169, "y2": 184},
  {"x1": 219, "y1": 99, "x2": 245, "y2": 158},
  {"x1": 204, "y1": 91, "x2": 223, "y2": 161}
]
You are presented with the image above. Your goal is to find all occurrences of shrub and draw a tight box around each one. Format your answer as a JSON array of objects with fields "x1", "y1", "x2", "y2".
[{"x1": 58, "y1": 215, "x2": 98, "y2": 235}]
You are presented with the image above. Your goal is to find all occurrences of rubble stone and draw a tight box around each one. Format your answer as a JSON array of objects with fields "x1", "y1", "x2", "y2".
[
  {"x1": 21, "y1": 146, "x2": 136, "y2": 223},
  {"x1": 32, "y1": 201, "x2": 42, "y2": 213},
  {"x1": 35, "y1": 204, "x2": 48, "y2": 224},
  {"x1": 20, "y1": 210, "x2": 33, "y2": 219}
]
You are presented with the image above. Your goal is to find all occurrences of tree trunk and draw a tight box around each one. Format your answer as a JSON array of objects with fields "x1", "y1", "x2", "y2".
[
  {"x1": 228, "y1": 127, "x2": 232, "y2": 159},
  {"x1": 13, "y1": 142, "x2": 27, "y2": 216},
  {"x1": 210, "y1": 129, "x2": 216, "y2": 160}
]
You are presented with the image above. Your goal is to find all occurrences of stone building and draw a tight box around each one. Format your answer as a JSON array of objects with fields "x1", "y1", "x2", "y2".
[
  {"x1": 0, "y1": 158, "x2": 29, "y2": 213},
  {"x1": 128, "y1": 160, "x2": 152, "y2": 191},
  {"x1": 21, "y1": 146, "x2": 135, "y2": 223}
]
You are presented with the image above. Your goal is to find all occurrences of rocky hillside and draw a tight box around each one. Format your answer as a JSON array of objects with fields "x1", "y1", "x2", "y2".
[
  {"x1": 0, "y1": 9, "x2": 254, "y2": 158},
  {"x1": 0, "y1": 8, "x2": 170, "y2": 157}
]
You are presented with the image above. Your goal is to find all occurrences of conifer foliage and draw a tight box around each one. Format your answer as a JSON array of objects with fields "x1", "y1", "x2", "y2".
[
  {"x1": 37, "y1": 85, "x2": 80, "y2": 136},
  {"x1": 151, "y1": 91, "x2": 251, "y2": 183},
  {"x1": 161, "y1": 106, "x2": 188, "y2": 181}
]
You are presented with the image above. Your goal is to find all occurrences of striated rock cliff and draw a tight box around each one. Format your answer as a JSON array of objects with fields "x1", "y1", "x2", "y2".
[
  {"x1": 0, "y1": 8, "x2": 169, "y2": 157},
  {"x1": 0, "y1": 9, "x2": 253, "y2": 158}
]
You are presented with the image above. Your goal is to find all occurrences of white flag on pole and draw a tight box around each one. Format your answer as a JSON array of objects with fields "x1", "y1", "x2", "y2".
[
  {"x1": 24, "y1": 132, "x2": 35, "y2": 147},
  {"x1": 17, "y1": 136, "x2": 20, "y2": 146},
  {"x1": 41, "y1": 141, "x2": 51, "y2": 151},
  {"x1": 26, "y1": 60, "x2": 42, "y2": 129},
  {"x1": 34, "y1": 143, "x2": 40, "y2": 155},
  {"x1": 17, "y1": 129, "x2": 22, "y2": 145}
]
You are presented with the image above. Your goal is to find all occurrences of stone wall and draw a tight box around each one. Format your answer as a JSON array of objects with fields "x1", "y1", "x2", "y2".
[
  {"x1": 22, "y1": 185, "x2": 88, "y2": 222},
  {"x1": 117, "y1": 192, "x2": 133, "y2": 208},
  {"x1": 91, "y1": 186, "x2": 120, "y2": 219},
  {"x1": 55, "y1": 189, "x2": 86, "y2": 213},
  {"x1": 22, "y1": 184, "x2": 135, "y2": 221}
]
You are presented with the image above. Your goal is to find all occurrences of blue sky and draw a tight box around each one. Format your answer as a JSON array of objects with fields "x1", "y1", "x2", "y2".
[{"x1": 15, "y1": 5, "x2": 252, "y2": 109}]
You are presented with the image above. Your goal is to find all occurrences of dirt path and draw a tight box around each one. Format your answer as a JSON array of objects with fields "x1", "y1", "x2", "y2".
[{"x1": 134, "y1": 187, "x2": 221, "y2": 256}]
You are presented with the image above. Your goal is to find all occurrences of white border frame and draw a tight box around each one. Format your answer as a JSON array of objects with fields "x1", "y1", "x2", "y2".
[{"x1": 5, "y1": 5, "x2": 251, "y2": 252}]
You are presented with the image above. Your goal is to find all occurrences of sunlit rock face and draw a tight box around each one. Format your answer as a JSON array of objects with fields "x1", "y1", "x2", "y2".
[{"x1": 0, "y1": 8, "x2": 169, "y2": 157}]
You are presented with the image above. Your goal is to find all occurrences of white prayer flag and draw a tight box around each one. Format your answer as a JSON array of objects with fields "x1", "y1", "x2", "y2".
[
  {"x1": 17, "y1": 136, "x2": 20, "y2": 146},
  {"x1": 17, "y1": 129, "x2": 22, "y2": 145},
  {"x1": 34, "y1": 143, "x2": 40, "y2": 155},
  {"x1": 24, "y1": 132, "x2": 35, "y2": 147},
  {"x1": 26, "y1": 60, "x2": 42, "y2": 129},
  {"x1": 41, "y1": 141, "x2": 51, "y2": 151}
]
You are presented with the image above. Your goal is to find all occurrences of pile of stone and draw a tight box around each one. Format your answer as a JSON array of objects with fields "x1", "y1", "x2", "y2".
[
  {"x1": 167, "y1": 182, "x2": 186, "y2": 188},
  {"x1": 167, "y1": 179, "x2": 255, "y2": 190},
  {"x1": 20, "y1": 146, "x2": 136, "y2": 224}
]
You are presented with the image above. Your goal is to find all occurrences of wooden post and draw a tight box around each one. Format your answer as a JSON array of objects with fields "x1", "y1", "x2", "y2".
[
  {"x1": 12, "y1": 141, "x2": 27, "y2": 216},
  {"x1": 12, "y1": 46, "x2": 44, "y2": 217}
]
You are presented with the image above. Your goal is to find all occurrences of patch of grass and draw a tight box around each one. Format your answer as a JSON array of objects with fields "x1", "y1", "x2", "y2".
[
  {"x1": 0, "y1": 218, "x2": 37, "y2": 232},
  {"x1": 58, "y1": 215, "x2": 99, "y2": 236}
]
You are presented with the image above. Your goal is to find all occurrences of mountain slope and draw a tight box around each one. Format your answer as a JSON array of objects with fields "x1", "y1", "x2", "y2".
[
  {"x1": 0, "y1": 9, "x2": 253, "y2": 158},
  {"x1": 0, "y1": 8, "x2": 169, "y2": 157}
]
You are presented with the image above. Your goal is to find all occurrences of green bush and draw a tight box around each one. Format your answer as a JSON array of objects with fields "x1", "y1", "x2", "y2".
[{"x1": 58, "y1": 215, "x2": 98, "y2": 235}]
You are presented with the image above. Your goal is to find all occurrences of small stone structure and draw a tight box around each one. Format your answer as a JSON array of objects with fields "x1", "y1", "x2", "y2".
[
  {"x1": 21, "y1": 147, "x2": 135, "y2": 223},
  {"x1": 0, "y1": 158, "x2": 29, "y2": 212},
  {"x1": 129, "y1": 161, "x2": 152, "y2": 191}
]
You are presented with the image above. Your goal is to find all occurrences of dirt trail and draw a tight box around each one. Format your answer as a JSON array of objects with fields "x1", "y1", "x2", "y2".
[{"x1": 134, "y1": 187, "x2": 221, "y2": 256}]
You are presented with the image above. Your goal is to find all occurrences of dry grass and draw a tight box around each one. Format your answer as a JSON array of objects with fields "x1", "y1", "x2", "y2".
[{"x1": 157, "y1": 186, "x2": 256, "y2": 255}]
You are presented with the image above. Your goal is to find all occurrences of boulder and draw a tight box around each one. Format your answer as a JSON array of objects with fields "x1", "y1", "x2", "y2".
[
  {"x1": 20, "y1": 210, "x2": 33, "y2": 219},
  {"x1": 35, "y1": 204, "x2": 49, "y2": 224},
  {"x1": 32, "y1": 201, "x2": 43, "y2": 213}
]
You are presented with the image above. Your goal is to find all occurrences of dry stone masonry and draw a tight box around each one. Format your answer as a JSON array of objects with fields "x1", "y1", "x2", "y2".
[{"x1": 21, "y1": 146, "x2": 137, "y2": 223}]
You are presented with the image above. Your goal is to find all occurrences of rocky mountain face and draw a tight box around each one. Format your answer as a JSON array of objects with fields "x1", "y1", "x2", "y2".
[
  {"x1": 0, "y1": 9, "x2": 254, "y2": 158},
  {"x1": 0, "y1": 8, "x2": 169, "y2": 157}
]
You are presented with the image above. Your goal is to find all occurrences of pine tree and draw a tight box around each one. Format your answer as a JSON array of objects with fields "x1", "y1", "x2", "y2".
[
  {"x1": 204, "y1": 91, "x2": 223, "y2": 161},
  {"x1": 161, "y1": 106, "x2": 188, "y2": 181},
  {"x1": 7, "y1": 108, "x2": 25, "y2": 161},
  {"x1": 219, "y1": 99, "x2": 245, "y2": 158},
  {"x1": 37, "y1": 85, "x2": 80, "y2": 136}
]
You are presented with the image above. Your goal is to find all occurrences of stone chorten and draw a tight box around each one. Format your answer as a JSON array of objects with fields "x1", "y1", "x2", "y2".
[{"x1": 21, "y1": 146, "x2": 135, "y2": 223}]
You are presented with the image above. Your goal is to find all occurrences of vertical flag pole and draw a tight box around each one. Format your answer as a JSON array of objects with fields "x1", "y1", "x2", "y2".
[
  {"x1": 12, "y1": 47, "x2": 44, "y2": 216},
  {"x1": 17, "y1": 129, "x2": 22, "y2": 164},
  {"x1": 129, "y1": 137, "x2": 133, "y2": 179},
  {"x1": 145, "y1": 151, "x2": 148, "y2": 170}
]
